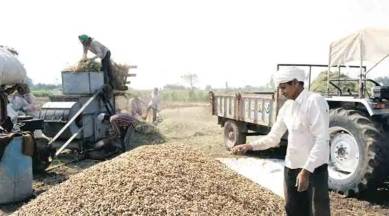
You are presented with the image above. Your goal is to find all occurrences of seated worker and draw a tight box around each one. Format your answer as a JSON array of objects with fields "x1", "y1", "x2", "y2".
[
  {"x1": 10, "y1": 84, "x2": 37, "y2": 116},
  {"x1": 97, "y1": 112, "x2": 139, "y2": 152},
  {"x1": 129, "y1": 96, "x2": 144, "y2": 120}
]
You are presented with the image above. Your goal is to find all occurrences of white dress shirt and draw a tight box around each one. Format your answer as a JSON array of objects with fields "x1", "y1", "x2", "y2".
[{"x1": 250, "y1": 89, "x2": 330, "y2": 173}]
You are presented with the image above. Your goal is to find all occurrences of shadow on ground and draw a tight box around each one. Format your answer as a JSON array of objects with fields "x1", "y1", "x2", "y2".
[{"x1": 356, "y1": 180, "x2": 389, "y2": 207}]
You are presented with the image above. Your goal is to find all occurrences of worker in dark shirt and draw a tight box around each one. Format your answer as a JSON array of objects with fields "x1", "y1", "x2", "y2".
[{"x1": 97, "y1": 112, "x2": 139, "y2": 152}]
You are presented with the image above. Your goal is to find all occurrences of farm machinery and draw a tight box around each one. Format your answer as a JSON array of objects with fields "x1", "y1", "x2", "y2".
[
  {"x1": 31, "y1": 71, "x2": 135, "y2": 172},
  {"x1": 0, "y1": 45, "x2": 137, "y2": 173},
  {"x1": 210, "y1": 28, "x2": 389, "y2": 195}
]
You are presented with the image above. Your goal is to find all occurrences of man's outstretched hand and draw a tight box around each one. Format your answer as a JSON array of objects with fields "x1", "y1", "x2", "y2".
[{"x1": 231, "y1": 144, "x2": 253, "y2": 155}]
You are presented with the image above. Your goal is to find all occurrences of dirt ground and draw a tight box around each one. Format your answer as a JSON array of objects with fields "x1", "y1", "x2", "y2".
[{"x1": 1, "y1": 102, "x2": 389, "y2": 215}]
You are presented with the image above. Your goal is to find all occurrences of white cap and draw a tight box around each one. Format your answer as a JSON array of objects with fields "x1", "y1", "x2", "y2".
[
  {"x1": 273, "y1": 67, "x2": 305, "y2": 87},
  {"x1": 97, "y1": 113, "x2": 107, "y2": 122}
]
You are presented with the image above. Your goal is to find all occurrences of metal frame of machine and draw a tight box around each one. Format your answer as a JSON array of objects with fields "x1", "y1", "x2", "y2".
[{"x1": 35, "y1": 71, "x2": 132, "y2": 171}]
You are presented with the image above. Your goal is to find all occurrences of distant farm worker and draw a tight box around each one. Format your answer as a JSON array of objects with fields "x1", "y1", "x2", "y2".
[
  {"x1": 10, "y1": 83, "x2": 38, "y2": 116},
  {"x1": 78, "y1": 34, "x2": 113, "y2": 87},
  {"x1": 232, "y1": 67, "x2": 330, "y2": 216},
  {"x1": 143, "y1": 88, "x2": 160, "y2": 123},
  {"x1": 129, "y1": 96, "x2": 144, "y2": 120},
  {"x1": 98, "y1": 112, "x2": 139, "y2": 152}
]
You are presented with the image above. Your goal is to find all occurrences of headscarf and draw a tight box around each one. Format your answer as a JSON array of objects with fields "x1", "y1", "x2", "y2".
[
  {"x1": 78, "y1": 34, "x2": 90, "y2": 42},
  {"x1": 273, "y1": 67, "x2": 305, "y2": 86}
]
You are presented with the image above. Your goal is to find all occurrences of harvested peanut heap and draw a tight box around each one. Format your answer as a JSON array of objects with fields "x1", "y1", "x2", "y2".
[{"x1": 16, "y1": 144, "x2": 284, "y2": 216}]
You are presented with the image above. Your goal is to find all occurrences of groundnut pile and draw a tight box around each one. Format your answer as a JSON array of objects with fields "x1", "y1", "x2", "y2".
[{"x1": 16, "y1": 143, "x2": 284, "y2": 216}]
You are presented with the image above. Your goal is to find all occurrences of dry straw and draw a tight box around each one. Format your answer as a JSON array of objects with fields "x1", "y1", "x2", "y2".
[{"x1": 64, "y1": 59, "x2": 130, "y2": 87}]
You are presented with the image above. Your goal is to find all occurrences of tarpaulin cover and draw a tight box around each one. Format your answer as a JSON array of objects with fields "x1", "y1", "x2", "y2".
[{"x1": 329, "y1": 28, "x2": 389, "y2": 66}]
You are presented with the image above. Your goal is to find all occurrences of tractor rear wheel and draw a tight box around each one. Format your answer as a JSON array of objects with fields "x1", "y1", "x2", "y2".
[{"x1": 328, "y1": 108, "x2": 388, "y2": 195}]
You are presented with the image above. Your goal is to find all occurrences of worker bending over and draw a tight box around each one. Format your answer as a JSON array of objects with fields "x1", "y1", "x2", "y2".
[{"x1": 98, "y1": 112, "x2": 139, "y2": 152}]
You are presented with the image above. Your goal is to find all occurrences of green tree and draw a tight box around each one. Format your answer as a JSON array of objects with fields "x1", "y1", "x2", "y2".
[
  {"x1": 181, "y1": 73, "x2": 199, "y2": 99},
  {"x1": 311, "y1": 71, "x2": 357, "y2": 94},
  {"x1": 181, "y1": 73, "x2": 198, "y2": 90},
  {"x1": 163, "y1": 84, "x2": 186, "y2": 90}
]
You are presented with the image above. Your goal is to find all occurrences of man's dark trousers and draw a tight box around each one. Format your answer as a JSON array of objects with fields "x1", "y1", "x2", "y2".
[
  {"x1": 284, "y1": 164, "x2": 330, "y2": 216},
  {"x1": 101, "y1": 50, "x2": 113, "y2": 87}
]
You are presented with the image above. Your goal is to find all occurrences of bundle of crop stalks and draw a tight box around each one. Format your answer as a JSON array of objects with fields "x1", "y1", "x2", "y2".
[
  {"x1": 16, "y1": 143, "x2": 284, "y2": 216},
  {"x1": 64, "y1": 59, "x2": 129, "y2": 88},
  {"x1": 111, "y1": 62, "x2": 130, "y2": 87},
  {"x1": 64, "y1": 58, "x2": 101, "y2": 72}
]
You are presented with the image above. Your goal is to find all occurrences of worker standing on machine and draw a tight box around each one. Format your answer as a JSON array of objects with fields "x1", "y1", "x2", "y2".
[{"x1": 78, "y1": 34, "x2": 114, "y2": 88}]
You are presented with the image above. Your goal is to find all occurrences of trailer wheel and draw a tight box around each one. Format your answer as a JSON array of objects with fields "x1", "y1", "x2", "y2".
[
  {"x1": 328, "y1": 108, "x2": 387, "y2": 195},
  {"x1": 224, "y1": 120, "x2": 246, "y2": 150}
]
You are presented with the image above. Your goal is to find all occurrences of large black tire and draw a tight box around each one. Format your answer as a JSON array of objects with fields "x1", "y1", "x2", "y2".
[
  {"x1": 328, "y1": 108, "x2": 388, "y2": 195},
  {"x1": 224, "y1": 120, "x2": 246, "y2": 150}
]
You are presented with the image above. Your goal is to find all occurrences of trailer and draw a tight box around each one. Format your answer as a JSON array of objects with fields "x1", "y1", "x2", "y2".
[{"x1": 209, "y1": 91, "x2": 283, "y2": 149}]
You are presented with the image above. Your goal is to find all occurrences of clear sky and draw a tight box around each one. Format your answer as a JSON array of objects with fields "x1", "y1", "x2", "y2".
[{"x1": 1, "y1": 0, "x2": 389, "y2": 89}]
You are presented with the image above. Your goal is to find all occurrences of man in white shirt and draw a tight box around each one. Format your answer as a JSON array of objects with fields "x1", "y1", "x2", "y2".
[
  {"x1": 232, "y1": 67, "x2": 330, "y2": 216},
  {"x1": 78, "y1": 34, "x2": 113, "y2": 88}
]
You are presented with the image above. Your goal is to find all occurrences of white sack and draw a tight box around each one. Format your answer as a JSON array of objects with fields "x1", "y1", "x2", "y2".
[{"x1": 0, "y1": 48, "x2": 26, "y2": 85}]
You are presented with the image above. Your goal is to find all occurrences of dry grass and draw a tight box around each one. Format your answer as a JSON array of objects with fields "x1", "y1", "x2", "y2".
[
  {"x1": 63, "y1": 59, "x2": 129, "y2": 88},
  {"x1": 111, "y1": 62, "x2": 130, "y2": 87},
  {"x1": 63, "y1": 59, "x2": 101, "y2": 72}
]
